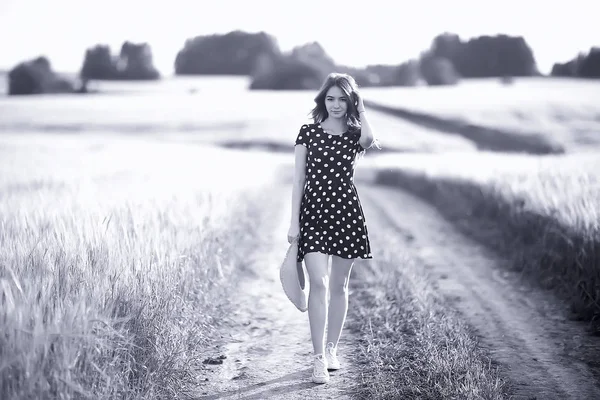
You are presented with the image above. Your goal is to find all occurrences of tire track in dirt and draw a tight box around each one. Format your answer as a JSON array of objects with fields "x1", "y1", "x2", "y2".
[
  {"x1": 194, "y1": 184, "x2": 362, "y2": 400},
  {"x1": 361, "y1": 184, "x2": 600, "y2": 400}
]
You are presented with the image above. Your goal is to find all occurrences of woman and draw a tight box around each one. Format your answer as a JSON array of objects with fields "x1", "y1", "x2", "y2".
[{"x1": 287, "y1": 72, "x2": 379, "y2": 384}]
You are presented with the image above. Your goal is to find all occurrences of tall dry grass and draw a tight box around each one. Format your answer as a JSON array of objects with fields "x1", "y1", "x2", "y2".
[
  {"x1": 0, "y1": 137, "x2": 280, "y2": 399},
  {"x1": 373, "y1": 152, "x2": 600, "y2": 328},
  {"x1": 348, "y1": 234, "x2": 507, "y2": 399}
]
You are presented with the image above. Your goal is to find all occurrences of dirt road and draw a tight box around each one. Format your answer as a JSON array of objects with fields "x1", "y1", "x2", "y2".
[
  {"x1": 362, "y1": 184, "x2": 600, "y2": 400},
  {"x1": 194, "y1": 177, "x2": 600, "y2": 400},
  {"x1": 194, "y1": 185, "x2": 360, "y2": 400}
]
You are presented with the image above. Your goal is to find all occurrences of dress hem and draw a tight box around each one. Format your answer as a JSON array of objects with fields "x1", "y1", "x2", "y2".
[{"x1": 297, "y1": 249, "x2": 373, "y2": 263}]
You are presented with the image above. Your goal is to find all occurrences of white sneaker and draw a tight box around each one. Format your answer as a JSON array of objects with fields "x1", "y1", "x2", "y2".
[
  {"x1": 325, "y1": 342, "x2": 341, "y2": 370},
  {"x1": 312, "y1": 354, "x2": 330, "y2": 384}
]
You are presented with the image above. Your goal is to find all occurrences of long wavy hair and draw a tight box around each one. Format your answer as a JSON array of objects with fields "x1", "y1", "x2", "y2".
[{"x1": 309, "y1": 73, "x2": 362, "y2": 132}]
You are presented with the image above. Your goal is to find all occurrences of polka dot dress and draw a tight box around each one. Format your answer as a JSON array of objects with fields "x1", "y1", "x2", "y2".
[{"x1": 294, "y1": 123, "x2": 373, "y2": 262}]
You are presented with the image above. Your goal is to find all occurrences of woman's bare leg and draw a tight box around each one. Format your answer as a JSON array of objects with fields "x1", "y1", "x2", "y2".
[
  {"x1": 304, "y1": 252, "x2": 330, "y2": 356},
  {"x1": 326, "y1": 256, "x2": 354, "y2": 347}
]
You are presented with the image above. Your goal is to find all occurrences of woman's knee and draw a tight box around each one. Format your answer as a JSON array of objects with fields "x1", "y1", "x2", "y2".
[
  {"x1": 330, "y1": 256, "x2": 354, "y2": 295},
  {"x1": 305, "y1": 253, "x2": 330, "y2": 291},
  {"x1": 311, "y1": 274, "x2": 329, "y2": 292},
  {"x1": 329, "y1": 276, "x2": 350, "y2": 296}
]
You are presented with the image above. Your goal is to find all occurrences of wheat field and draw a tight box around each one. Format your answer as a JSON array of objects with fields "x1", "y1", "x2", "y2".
[
  {"x1": 1, "y1": 75, "x2": 599, "y2": 398},
  {"x1": 0, "y1": 131, "x2": 288, "y2": 399}
]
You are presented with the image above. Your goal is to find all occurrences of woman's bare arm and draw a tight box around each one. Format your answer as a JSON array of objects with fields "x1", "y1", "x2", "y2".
[
  {"x1": 290, "y1": 144, "x2": 307, "y2": 226},
  {"x1": 358, "y1": 110, "x2": 375, "y2": 149}
]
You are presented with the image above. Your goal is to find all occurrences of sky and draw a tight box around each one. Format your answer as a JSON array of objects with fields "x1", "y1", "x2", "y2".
[{"x1": 0, "y1": 0, "x2": 598, "y2": 75}]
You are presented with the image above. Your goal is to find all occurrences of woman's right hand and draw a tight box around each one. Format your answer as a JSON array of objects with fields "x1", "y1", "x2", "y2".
[{"x1": 287, "y1": 224, "x2": 300, "y2": 244}]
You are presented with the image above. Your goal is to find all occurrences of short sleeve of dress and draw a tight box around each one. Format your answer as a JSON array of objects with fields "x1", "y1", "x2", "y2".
[{"x1": 295, "y1": 124, "x2": 311, "y2": 148}]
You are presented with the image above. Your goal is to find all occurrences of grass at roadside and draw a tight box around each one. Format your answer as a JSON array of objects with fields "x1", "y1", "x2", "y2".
[
  {"x1": 372, "y1": 152, "x2": 600, "y2": 329},
  {"x1": 347, "y1": 234, "x2": 508, "y2": 399},
  {"x1": 0, "y1": 136, "x2": 281, "y2": 400}
]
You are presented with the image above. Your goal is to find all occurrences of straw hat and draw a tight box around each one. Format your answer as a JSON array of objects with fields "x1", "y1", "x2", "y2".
[{"x1": 280, "y1": 237, "x2": 308, "y2": 312}]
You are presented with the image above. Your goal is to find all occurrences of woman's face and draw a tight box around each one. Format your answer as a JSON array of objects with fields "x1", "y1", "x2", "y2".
[{"x1": 324, "y1": 85, "x2": 349, "y2": 120}]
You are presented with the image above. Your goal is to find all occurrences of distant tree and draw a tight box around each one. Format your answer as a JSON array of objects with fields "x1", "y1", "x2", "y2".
[
  {"x1": 249, "y1": 41, "x2": 340, "y2": 90},
  {"x1": 81, "y1": 45, "x2": 118, "y2": 80},
  {"x1": 419, "y1": 52, "x2": 460, "y2": 86},
  {"x1": 249, "y1": 53, "x2": 324, "y2": 90},
  {"x1": 289, "y1": 42, "x2": 336, "y2": 75},
  {"x1": 80, "y1": 42, "x2": 160, "y2": 80},
  {"x1": 174, "y1": 31, "x2": 280, "y2": 75},
  {"x1": 551, "y1": 56, "x2": 583, "y2": 77},
  {"x1": 578, "y1": 47, "x2": 600, "y2": 78},
  {"x1": 466, "y1": 35, "x2": 537, "y2": 77},
  {"x1": 430, "y1": 32, "x2": 463, "y2": 63},
  {"x1": 551, "y1": 48, "x2": 600, "y2": 78},
  {"x1": 427, "y1": 33, "x2": 539, "y2": 78},
  {"x1": 8, "y1": 56, "x2": 76, "y2": 95},
  {"x1": 395, "y1": 60, "x2": 423, "y2": 86},
  {"x1": 116, "y1": 41, "x2": 160, "y2": 80}
]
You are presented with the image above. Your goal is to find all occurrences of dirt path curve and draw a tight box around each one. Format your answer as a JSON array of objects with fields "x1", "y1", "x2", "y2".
[
  {"x1": 362, "y1": 183, "x2": 600, "y2": 400},
  {"x1": 195, "y1": 185, "x2": 360, "y2": 400}
]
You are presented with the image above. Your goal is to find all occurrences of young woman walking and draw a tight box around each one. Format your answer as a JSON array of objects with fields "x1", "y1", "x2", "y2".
[{"x1": 287, "y1": 72, "x2": 379, "y2": 384}]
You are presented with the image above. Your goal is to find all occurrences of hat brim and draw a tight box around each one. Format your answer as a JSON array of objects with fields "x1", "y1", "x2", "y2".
[{"x1": 280, "y1": 240, "x2": 308, "y2": 312}]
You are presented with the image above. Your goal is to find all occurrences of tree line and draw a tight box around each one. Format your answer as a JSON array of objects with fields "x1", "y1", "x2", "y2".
[
  {"x1": 7, "y1": 41, "x2": 160, "y2": 95},
  {"x1": 173, "y1": 31, "x2": 542, "y2": 89},
  {"x1": 6, "y1": 30, "x2": 599, "y2": 94},
  {"x1": 172, "y1": 30, "x2": 598, "y2": 89}
]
